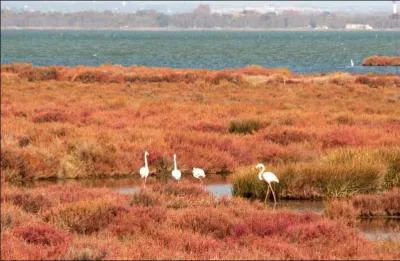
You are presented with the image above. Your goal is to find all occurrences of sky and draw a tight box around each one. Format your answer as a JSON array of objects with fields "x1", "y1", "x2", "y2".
[{"x1": 1, "y1": 1, "x2": 395, "y2": 14}]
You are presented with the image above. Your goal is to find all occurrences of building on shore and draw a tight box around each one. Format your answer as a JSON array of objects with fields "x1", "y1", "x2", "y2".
[
  {"x1": 315, "y1": 25, "x2": 329, "y2": 30},
  {"x1": 345, "y1": 24, "x2": 373, "y2": 30}
]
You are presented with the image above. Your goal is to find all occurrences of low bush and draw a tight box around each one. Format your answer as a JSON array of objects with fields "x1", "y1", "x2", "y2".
[
  {"x1": 3, "y1": 190, "x2": 52, "y2": 213},
  {"x1": 362, "y1": 56, "x2": 400, "y2": 66},
  {"x1": 320, "y1": 127, "x2": 366, "y2": 148},
  {"x1": 171, "y1": 207, "x2": 233, "y2": 239},
  {"x1": 326, "y1": 188, "x2": 400, "y2": 218},
  {"x1": 324, "y1": 199, "x2": 357, "y2": 225},
  {"x1": 109, "y1": 206, "x2": 166, "y2": 238},
  {"x1": 60, "y1": 141, "x2": 117, "y2": 178},
  {"x1": 8, "y1": 222, "x2": 71, "y2": 259},
  {"x1": 333, "y1": 113, "x2": 356, "y2": 125},
  {"x1": 355, "y1": 75, "x2": 400, "y2": 88},
  {"x1": 44, "y1": 199, "x2": 128, "y2": 234},
  {"x1": 228, "y1": 120, "x2": 262, "y2": 135},
  {"x1": 234, "y1": 211, "x2": 318, "y2": 237},
  {"x1": 1, "y1": 147, "x2": 60, "y2": 182},
  {"x1": 205, "y1": 72, "x2": 243, "y2": 85},
  {"x1": 130, "y1": 190, "x2": 162, "y2": 207},
  {"x1": 32, "y1": 108, "x2": 69, "y2": 123},
  {"x1": 18, "y1": 66, "x2": 58, "y2": 81},
  {"x1": 1, "y1": 203, "x2": 38, "y2": 232},
  {"x1": 264, "y1": 128, "x2": 315, "y2": 145}
]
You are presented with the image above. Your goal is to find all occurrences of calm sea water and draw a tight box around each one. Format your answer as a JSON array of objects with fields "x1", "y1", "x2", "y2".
[{"x1": 1, "y1": 30, "x2": 399, "y2": 73}]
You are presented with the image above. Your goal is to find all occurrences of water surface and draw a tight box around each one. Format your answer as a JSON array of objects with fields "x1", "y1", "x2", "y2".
[{"x1": 2, "y1": 30, "x2": 399, "y2": 73}]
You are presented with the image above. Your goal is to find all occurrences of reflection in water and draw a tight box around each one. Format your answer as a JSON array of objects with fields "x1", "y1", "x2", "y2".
[
  {"x1": 19, "y1": 177, "x2": 400, "y2": 241},
  {"x1": 116, "y1": 187, "x2": 140, "y2": 195},
  {"x1": 115, "y1": 183, "x2": 233, "y2": 198},
  {"x1": 276, "y1": 200, "x2": 325, "y2": 214},
  {"x1": 357, "y1": 218, "x2": 400, "y2": 241},
  {"x1": 205, "y1": 184, "x2": 233, "y2": 198}
]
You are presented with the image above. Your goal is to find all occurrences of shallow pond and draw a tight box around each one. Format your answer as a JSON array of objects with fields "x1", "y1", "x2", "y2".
[{"x1": 21, "y1": 177, "x2": 400, "y2": 241}]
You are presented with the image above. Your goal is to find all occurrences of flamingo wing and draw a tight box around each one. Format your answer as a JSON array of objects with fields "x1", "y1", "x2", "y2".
[
  {"x1": 139, "y1": 167, "x2": 149, "y2": 178},
  {"x1": 262, "y1": 172, "x2": 279, "y2": 183},
  {"x1": 193, "y1": 168, "x2": 205, "y2": 178},
  {"x1": 172, "y1": 169, "x2": 181, "y2": 180}
]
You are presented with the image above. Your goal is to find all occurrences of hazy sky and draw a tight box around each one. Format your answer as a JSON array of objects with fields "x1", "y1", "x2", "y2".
[{"x1": 1, "y1": 1, "x2": 395, "y2": 14}]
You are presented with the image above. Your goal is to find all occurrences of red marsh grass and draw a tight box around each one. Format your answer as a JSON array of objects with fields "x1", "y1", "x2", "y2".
[
  {"x1": 325, "y1": 188, "x2": 400, "y2": 219},
  {"x1": 1, "y1": 65, "x2": 399, "y2": 187},
  {"x1": 1, "y1": 183, "x2": 399, "y2": 260},
  {"x1": 1, "y1": 64, "x2": 400, "y2": 259}
]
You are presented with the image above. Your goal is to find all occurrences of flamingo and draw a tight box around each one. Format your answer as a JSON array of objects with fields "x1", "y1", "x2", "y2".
[
  {"x1": 139, "y1": 151, "x2": 149, "y2": 188},
  {"x1": 256, "y1": 163, "x2": 279, "y2": 204},
  {"x1": 171, "y1": 154, "x2": 181, "y2": 182},
  {"x1": 192, "y1": 167, "x2": 206, "y2": 184}
]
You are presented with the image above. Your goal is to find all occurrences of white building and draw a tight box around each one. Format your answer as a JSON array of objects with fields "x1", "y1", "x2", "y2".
[
  {"x1": 211, "y1": 7, "x2": 278, "y2": 15},
  {"x1": 315, "y1": 25, "x2": 329, "y2": 30},
  {"x1": 345, "y1": 24, "x2": 373, "y2": 30},
  {"x1": 394, "y1": 1, "x2": 398, "y2": 15}
]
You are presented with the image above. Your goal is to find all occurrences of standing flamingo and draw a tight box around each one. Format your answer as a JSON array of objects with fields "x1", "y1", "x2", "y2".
[
  {"x1": 192, "y1": 167, "x2": 206, "y2": 184},
  {"x1": 256, "y1": 163, "x2": 279, "y2": 204},
  {"x1": 171, "y1": 154, "x2": 181, "y2": 182},
  {"x1": 139, "y1": 151, "x2": 149, "y2": 188}
]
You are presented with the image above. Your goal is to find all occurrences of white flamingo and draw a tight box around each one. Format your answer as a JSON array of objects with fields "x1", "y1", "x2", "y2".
[
  {"x1": 256, "y1": 163, "x2": 279, "y2": 204},
  {"x1": 139, "y1": 151, "x2": 149, "y2": 187},
  {"x1": 171, "y1": 154, "x2": 181, "y2": 181},
  {"x1": 192, "y1": 167, "x2": 206, "y2": 184}
]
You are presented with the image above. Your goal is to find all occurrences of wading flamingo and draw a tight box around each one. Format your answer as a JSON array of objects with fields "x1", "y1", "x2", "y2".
[
  {"x1": 171, "y1": 154, "x2": 182, "y2": 181},
  {"x1": 192, "y1": 167, "x2": 206, "y2": 184},
  {"x1": 256, "y1": 163, "x2": 279, "y2": 204},
  {"x1": 139, "y1": 151, "x2": 149, "y2": 187}
]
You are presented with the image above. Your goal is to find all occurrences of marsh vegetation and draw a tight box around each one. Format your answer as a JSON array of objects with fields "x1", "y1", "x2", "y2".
[{"x1": 1, "y1": 64, "x2": 399, "y2": 259}]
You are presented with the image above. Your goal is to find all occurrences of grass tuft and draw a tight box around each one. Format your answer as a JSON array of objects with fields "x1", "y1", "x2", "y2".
[{"x1": 228, "y1": 120, "x2": 262, "y2": 135}]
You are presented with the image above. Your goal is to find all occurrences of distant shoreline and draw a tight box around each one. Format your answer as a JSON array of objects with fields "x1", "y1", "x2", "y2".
[{"x1": 2, "y1": 26, "x2": 400, "y2": 32}]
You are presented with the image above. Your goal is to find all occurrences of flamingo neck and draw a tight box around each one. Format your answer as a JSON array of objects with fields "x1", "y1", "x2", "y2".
[
  {"x1": 144, "y1": 153, "x2": 148, "y2": 168},
  {"x1": 174, "y1": 156, "x2": 177, "y2": 170},
  {"x1": 258, "y1": 165, "x2": 265, "y2": 179}
]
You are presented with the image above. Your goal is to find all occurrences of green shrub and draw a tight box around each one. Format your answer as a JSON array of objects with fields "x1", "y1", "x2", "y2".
[
  {"x1": 232, "y1": 154, "x2": 386, "y2": 200},
  {"x1": 325, "y1": 147, "x2": 400, "y2": 190},
  {"x1": 231, "y1": 166, "x2": 269, "y2": 200},
  {"x1": 228, "y1": 120, "x2": 261, "y2": 135},
  {"x1": 384, "y1": 155, "x2": 400, "y2": 189}
]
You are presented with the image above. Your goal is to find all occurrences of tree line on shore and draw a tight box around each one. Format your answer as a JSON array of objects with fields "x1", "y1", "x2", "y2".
[{"x1": 2, "y1": 4, "x2": 400, "y2": 29}]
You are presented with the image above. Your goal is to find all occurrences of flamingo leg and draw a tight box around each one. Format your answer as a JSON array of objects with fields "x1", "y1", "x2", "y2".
[
  {"x1": 264, "y1": 185, "x2": 270, "y2": 203},
  {"x1": 269, "y1": 183, "x2": 277, "y2": 205},
  {"x1": 144, "y1": 177, "x2": 147, "y2": 189}
]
